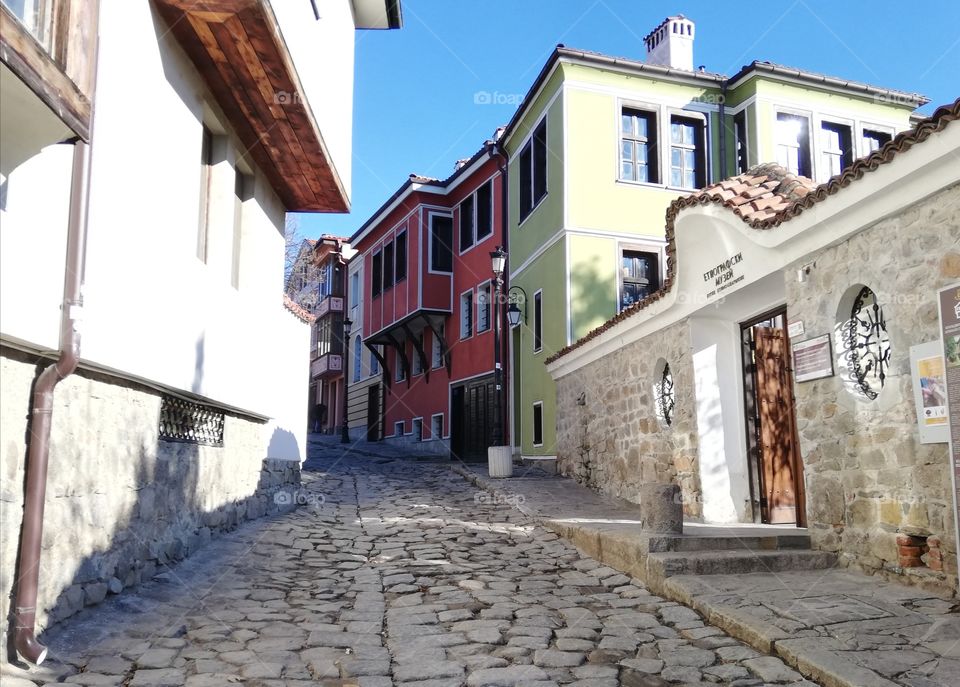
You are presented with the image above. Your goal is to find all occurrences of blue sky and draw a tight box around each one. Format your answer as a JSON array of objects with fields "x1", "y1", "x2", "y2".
[{"x1": 297, "y1": 0, "x2": 960, "y2": 239}]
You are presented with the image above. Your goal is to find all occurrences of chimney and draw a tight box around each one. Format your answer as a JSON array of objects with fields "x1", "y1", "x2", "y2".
[{"x1": 644, "y1": 15, "x2": 695, "y2": 71}]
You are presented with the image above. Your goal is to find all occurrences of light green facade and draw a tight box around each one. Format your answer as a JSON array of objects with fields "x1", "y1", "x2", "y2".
[{"x1": 505, "y1": 53, "x2": 922, "y2": 457}]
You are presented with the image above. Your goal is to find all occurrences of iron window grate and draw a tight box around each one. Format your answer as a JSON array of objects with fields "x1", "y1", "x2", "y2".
[{"x1": 158, "y1": 396, "x2": 225, "y2": 446}]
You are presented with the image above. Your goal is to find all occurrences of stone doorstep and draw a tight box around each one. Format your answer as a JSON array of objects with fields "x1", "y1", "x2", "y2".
[{"x1": 664, "y1": 579, "x2": 903, "y2": 687}]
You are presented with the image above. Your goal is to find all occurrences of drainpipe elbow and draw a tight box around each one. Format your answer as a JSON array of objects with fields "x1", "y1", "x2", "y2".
[{"x1": 14, "y1": 613, "x2": 48, "y2": 665}]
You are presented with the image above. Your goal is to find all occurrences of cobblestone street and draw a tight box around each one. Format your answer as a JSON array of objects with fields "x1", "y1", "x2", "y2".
[{"x1": 5, "y1": 449, "x2": 820, "y2": 687}]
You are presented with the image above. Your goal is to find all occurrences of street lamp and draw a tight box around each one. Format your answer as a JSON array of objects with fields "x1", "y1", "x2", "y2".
[
  {"x1": 341, "y1": 318, "x2": 352, "y2": 444},
  {"x1": 490, "y1": 247, "x2": 506, "y2": 446},
  {"x1": 506, "y1": 286, "x2": 527, "y2": 329}
]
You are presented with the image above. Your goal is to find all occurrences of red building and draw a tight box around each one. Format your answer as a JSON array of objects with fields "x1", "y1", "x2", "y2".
[{"x1": 349, "y1": 137, "x2": 508, "y2": 460}]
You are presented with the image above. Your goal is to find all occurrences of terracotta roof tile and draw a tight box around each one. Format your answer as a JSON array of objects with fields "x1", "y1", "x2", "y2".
[
  {"x1": 546, "y1": 98, "x2": 960, "y2": 365},
  {"x1": 283, "y1": 294, "x2": 315, "y2": 324}
]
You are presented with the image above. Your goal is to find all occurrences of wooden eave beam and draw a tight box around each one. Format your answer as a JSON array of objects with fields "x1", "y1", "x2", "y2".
[{"x1": 152, "y1": 0, "x2": 348, "y2": 212}]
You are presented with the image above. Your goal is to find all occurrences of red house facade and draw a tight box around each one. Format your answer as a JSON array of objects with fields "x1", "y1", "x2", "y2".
[{"x1": 349, "y1": 139, "x2": 508, "y2": 460}]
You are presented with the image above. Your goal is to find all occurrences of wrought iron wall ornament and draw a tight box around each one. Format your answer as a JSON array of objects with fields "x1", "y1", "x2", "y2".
[
  {"x1": 656, "y1": 362, "x2": 675, "y2": 426},
  {"x1": 847, "y1": 286, "x2": 891, "y2": 400},
  {"x1": 158, "y1": 396, "x2": 225, "y2": 446}
]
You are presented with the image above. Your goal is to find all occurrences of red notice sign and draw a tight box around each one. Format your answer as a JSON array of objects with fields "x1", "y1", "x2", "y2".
[{"x1": 937, "y1": 283, "x2": 960, "y2": 578}]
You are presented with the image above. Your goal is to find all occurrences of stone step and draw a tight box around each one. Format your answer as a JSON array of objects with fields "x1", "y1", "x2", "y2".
[
  {"x1": 519, "y1": 456, "x2": 557, "y2": 474},
  {"x1": 647, "y1": 533, "x2": 812, "y2": 553},
  {"x1": 647, "y1": 549, "x2": 838, "y2": 580}
]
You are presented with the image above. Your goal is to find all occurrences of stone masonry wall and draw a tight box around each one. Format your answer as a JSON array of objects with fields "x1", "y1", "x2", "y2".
[
  {"x1": 0, "y1": 348, "x2": 302, "y2": 650},
  {"x1": 788, "y1": 182, "x2": 960, "y2": 592},
  {"x1": 555, "y1": 319, "x2": 702, "y2": 518}
]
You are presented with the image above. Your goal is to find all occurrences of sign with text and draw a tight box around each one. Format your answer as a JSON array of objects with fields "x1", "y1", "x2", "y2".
[
  {"x1": 936, "y1": 283, "x2": 960, "y2": 575},
  {"x1": 910, "y1": 341, "x2": 948, "y2": 444},
  {"x1": 703, "y1": 252, "x2": 745, "y2": 300},
  {"x1": 792, "y1": 334, "x2": 834, "y2": 383}
]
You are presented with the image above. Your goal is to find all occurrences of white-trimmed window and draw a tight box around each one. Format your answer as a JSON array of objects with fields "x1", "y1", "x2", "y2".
[
  {"x1": 412, "y1": 417, "x2": 423, "y2": 441},
  {"x1": 431, "y1": 413, "x2": 444, "y2": 440},
  {"x1": 431, "y1": 325, "x2": 444, "y2": 368},
  {"x1": 371, "y1": 250, "x2": 382, "y2": 298},
  {"x1": 819, "y1": 121, "x2": 853, "y2": 182},
  {"x1": 370, "y1": 346, "x2": 380, "y2": 375},
  {"x1": 669, "y1": 114, "x2": 706, "y2": 189},
  {"x1": 734, "y1": 110, "x2": 748, "y2": 174},
  {"x1": 460, "y1": 289, "x2": 474, "y2": 339},
  {"x1": 459, "y1": 179, "x2": 495, "y2": 251},
  {"x1": 775, "y1": 112, "x2": 811, "y2": 177},
  {"x1": 620, "y1": 108, "x2": 657, "y2": 183},
  {"x1": 533, "y1": 290, "x2": 542, "y2": 353},
  {"x1": 532, "y1": 402, "x2": 544, "y2": 447},
  {"x1": 620, "y1": 249, "x2": 659, "y2": 311},
  {"x1": 395, "y1": 230, "x2": 407, "y2": 282},
  {"x1": 519, "y1": 118, "x2": 547, "y2": 221},
  {"x1": 477, "y1": 282, "x2": 492, "y2": 333},
  {"x1": 430, "y1": 213, "x2": 453, "y2": 272},
  {"x1": 349, "y1": 271, "x2": 360, "y2": 308},
  {"x1": 394, "y1": 420, "x2": 404, "y2": 437},
  {"x1": 862, "y1": 128, "x2": 892, "y2": 155},
  {"x1": 395, "y1": 348, "x2": 406, "y2": 382}
]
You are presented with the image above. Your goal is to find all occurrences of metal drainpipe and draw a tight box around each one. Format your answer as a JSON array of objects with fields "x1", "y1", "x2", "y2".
[
  {"x1": 718, "y1": 82, "x2": 728, "y2": 180},
  {"x1": 14, "y1": 137, "x2": 91, "y2": 665}
]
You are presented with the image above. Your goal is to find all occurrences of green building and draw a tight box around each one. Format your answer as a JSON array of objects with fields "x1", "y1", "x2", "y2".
[{"x1": 502, "y1": 15, "x2": 926, "y2": 460}]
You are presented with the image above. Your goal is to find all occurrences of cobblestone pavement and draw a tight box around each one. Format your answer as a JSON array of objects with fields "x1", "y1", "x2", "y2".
[{"x1": 8, "y1": 452, "x2": 821, "y2": 687}]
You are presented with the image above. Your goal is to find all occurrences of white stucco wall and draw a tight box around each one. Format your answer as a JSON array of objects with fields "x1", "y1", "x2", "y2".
[
  {"x1": 0, "y1": 0, "x2": 310, "y2": 460},
  {"x1": 272, "y1": 0, "x2": 355, "y2": 203}
]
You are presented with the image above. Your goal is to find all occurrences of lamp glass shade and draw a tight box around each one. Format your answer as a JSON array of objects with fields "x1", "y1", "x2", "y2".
[
  {"x1": 507, "y1": 303, "x2": 522, "y2": 328},
  {"x1": 343, "y1": 318, "x2": 353, "y2": 335},
  {"x1": 490, "y1": 248, "x2": 507, "y2": 276}
]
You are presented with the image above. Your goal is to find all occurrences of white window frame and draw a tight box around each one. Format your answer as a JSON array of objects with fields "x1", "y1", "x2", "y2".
[
  {"x1": 532, "y1": 401, "x2": 544, "y2": 448},
  {"x1": 411, "y1": 332, "x2": 424, "y2": 376},
  {"x1": 431, "y1": 413, "x2": 444, "y2": 441},
  {"x1": 815, "y1": 115, "x2": 855, "y2": 184},
  {"x1": 412, "y1": 417, "x2": 423, "y2": 441},
  {"x1": 460, "y1": 288, "x2": 474, "y2": 340},
  {"x1": 617, "y1": 241, "x2": 665, "y2": 313},
  {"x1": 395, "y1": 347, "x2": 406, "y2": 382},
  {"x1": 427, "y1": 211, "x2": 454, "y2": 275},
  {"x1": 618, "y1": 104, "x2": 659, "y2": 185},
  {"x1": 532, "y1": 289, "x2": 543, "y2": 354},
  {"x1": 857, "y1": 121, "x2": 895, "y2": 158},
  {"x1": 666, "y1": 110, "x2": 708, "y2": 191},
  {"x1": 458, "y1": 177, "x2": 496, "y2": 255},
  {"x1": 773, "y1": 107, "x2": 813, "y2": 178},
  {"x1": 476, "y1": 281, "x2": 492, "y2": 333},
  {"x1": 733, "y1": 109, "x2": 749, "y2": 174},
  {"x1": 517, "y1": 116, "x2": 548, "y2": 227},
  {"x1": 394, "y1": 420, "x2": 404, "y2": 437}
]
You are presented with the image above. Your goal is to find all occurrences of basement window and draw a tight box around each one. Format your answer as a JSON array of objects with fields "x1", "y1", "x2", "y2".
[{"x1": 159, "y1": 396, "x2": 225, "y2": 446}]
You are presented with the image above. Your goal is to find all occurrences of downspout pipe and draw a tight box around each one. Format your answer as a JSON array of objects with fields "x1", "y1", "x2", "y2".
[
  {"x1": 14, "y1": 137, "x2": 91, "y2": 666},
  {"x1": 718, "y1": 81, "x2": 728, "y2": 180}
]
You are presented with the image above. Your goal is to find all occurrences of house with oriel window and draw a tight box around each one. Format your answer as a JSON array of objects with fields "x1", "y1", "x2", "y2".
[{"x1": 501, "y1": 14, "x2": 927, "y2": 464}]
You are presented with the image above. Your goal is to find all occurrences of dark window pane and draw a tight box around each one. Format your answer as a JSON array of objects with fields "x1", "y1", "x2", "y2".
[
  {"x1": 383, "y1": 241, "x2": 394, "y2": 288},
  {"x1": 431, "y1": 215, "x2": 453, "y2": 271},
  {"x1": 533, "y1": 120, "x2": 547, "y2": 204},
  {"x1": 519, "y1": 144, "x2": 532, "y2": 217},
  {"x1": 372, "y1": 251, "x2": 382, "y2": 297},
  {"x1": 533, "y1": 292, "x2": 542, "y2": 351},
  {"x1": 533, "y1": 404, "x2": 543, "y2": 445},
  {"x1": 460, "y1": 194, "x2": 474, "y2": 251},
  {"x1": 476, "y1": 180, "x2": 493, "y2": 240},
  {"x1": 395, "y1": 232, "x2": 407, "y2": 282}
]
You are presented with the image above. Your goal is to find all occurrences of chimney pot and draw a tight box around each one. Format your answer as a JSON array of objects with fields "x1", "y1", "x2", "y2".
[{"x1": 644, "y1": 15, "x2": 695, "y2": 71}]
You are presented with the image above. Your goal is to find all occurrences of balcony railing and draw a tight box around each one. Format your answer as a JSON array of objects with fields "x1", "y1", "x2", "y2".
[
  {"x1": 316, "y1": 295, "x2": 344, "y2": 318},
  {"x1": 311, "y1": 353, "x2": 343, "y2": 379}
]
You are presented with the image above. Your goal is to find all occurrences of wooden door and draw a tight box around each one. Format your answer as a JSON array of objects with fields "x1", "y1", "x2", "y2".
[
  {"x1": 451, "y1": 376, "x2": 495, "y2": 462},
  {"x1": 754, "y1": 327, "x2": 802, "y2": 524}
]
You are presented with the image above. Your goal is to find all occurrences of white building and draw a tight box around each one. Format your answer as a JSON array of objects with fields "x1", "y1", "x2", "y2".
[{"x1": 0, "y1": 0, "x2": 401, "y2": 664}]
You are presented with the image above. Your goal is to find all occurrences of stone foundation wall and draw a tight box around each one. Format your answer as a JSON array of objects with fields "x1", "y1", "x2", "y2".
[
  {"x1": 788, "y1": 183, "x2": 960, "y2": 592},
  {"x1": 0, "y1": 348, "x2": 301, "y2": 649},
  {"x1": 555, "y1": 319, "x2": 702, "y2": 517}
]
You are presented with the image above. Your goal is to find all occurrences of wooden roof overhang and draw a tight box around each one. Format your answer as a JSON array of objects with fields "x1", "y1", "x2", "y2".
[
  {"x1": 153, "y1": 0, "x2": 348, "y2": 212},
  {"x1": 364, "y1": 309, "x2": 451, "y2": 388}
]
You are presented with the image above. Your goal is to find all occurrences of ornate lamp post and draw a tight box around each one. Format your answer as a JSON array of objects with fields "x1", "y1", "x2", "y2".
[
  {"x1": 341, "y1": 318, "x2": 352, "y2": 444},
  {"x1": 488, "y1": 247, "x2": 511, "y2": 476}
]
